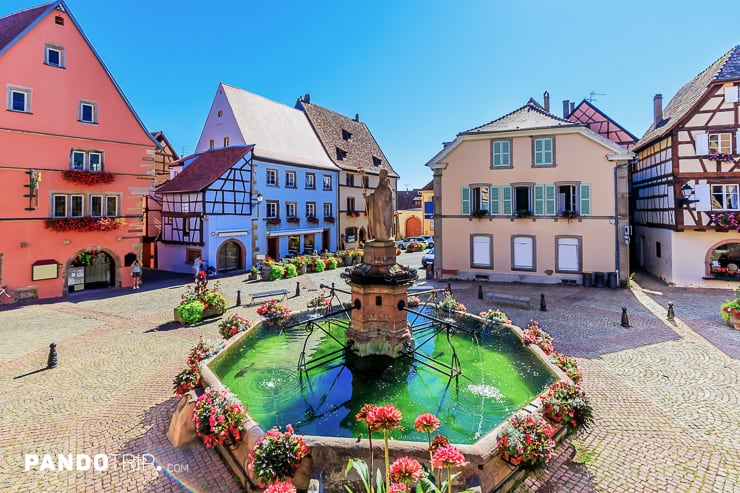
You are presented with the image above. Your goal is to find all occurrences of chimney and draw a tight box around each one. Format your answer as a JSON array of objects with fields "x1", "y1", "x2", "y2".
[
  {"x1": 562, "y1": 100, "x2": 570, "y2": 118},
  {"x1": 543, "y1": 91, "x2": 550, "y2": 112},
  {"x1": 570, "y1": 102, "x2": 575, "y2": 114},
  {"x1": 354, "y1": 113, "x2": 360, "y2": 122},
  {"x1": 653, "y1": 94, "x2": 663, "y2": 127},
  {"x1": 303, "y1": 93, "x2": 310, "y2": 104}
]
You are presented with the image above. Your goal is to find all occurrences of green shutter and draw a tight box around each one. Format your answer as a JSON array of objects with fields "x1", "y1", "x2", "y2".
[
  {"x1": 534, "y1": 185, "x2": 545, "y2": 215},
  {"x1": 489, "y1": 186, "x2": 500, "y2": 215},
  {"x1": 461, "y1": 186, "x2": 471, "y2": 215},
  {"x1": 545, "y1": 184, "x2": 556, "y2": 216},
  {"x1": 580, "y1": 183, "x2": 591, "y2": 216},
  {"x1": 502, "y1": 186, "x2": 512, "y2": 216}
]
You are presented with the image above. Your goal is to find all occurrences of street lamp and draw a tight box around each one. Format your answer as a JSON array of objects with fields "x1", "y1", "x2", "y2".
[
  {"x1": 251, "y1": 192, "x2": 264, "y2": 268},
  {"x1": 678, "y1": 183, "x2": 699, "y2": 208}
]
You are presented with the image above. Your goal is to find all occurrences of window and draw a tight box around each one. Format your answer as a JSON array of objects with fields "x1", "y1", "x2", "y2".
[
  {"x1": 323, "y1": 175, "x2": 332, "y2": 191},
  {"x1": 45, "y1": 44, "x2": 64, "y2": 67},
  {"x1": 79, "y1": 101, "x2": 97, "y2": 123},
  {"x1": 512, "y1": 236, "x2": 535, "y2": 270},
  {"x1": 70, "y1": 150, "x2": 103, "y2": 171},
  {"x1": 106, "y1": 196, "x2": 118, "y2": 216},
  {"x1": 186, "y1": 249, "x2": 202, "y2": 264},
  {"x1": 515, "y1": 185, "x2": 532, "y2": 214},
  {"x1": 709, "y1": 132, "x2": 732, "y2": 154},
  {"x1": 288, "y1": 236, "x2": 300, "y2": 254},
  {"x1": 306, "y1": 202, "x2": 316, "y2": 217},
  {"x1": 372, "y1": 156, "x2": 382, "y2": 167},
  {"x1": 558, "y1": 185, "x2": 577, "y2": 214},
  {"x1": 266, "y1": 201, "x2": 278, "y2": 218},
  {"x1": 209, "y1": 139, "x2": 214, "y2": 150},
  {"x1": 342, "y1": 129, "x2": 352, "y2": 141},
  {"x1": 181, "y1": 202, "x2": 190, "y2": 213},
  {"x1": 347, "y1": 196, "x2": 356, "y2": 212},
  {"x1": 286, "y1": 171, "x2": 296, "y2": 188},
  {"x1": 217, "y1": 110, "x2": 223, "y2": 118},
  {"x1": 286, "y1": 202, "x2": 297, "y2": 218},
  {"x1": 305, "y1": 173, "x2": 315, "y2": 189},
  {"x1": 346, "y1": 174, "x2": 355, "y2": 187},
  {"x1": 55, "y1": 15, "x2": 64, "y2": 25},
  {"x1": 711, "y1": 184, "x2": 740, "y2": 210},
  {"x1": 492, "y1": 140, "x2": 511, "y2": 167},
  {"x1": 556, "y1": 237, "x2": 581, "y2": 272},
  {"x1": 90, "y1": 195, "x2": 103, "y2": 216},
  {"x1": 266, "y1": 169, "x2": 278, "y2": 186},
  {"x1": 324, "y1": 203, "x2": 332, "y2": 217},
  {"x1": 223, "y1": 137, "x2": 229, "y2": 147},
  {"x1": 364, "y1": 176, "x2": 370, "y2": 188},
  {"x1": 53, "y1": 195, "x2": 67, "y2": 217},
  {"x1": 470, "y1": 235, "x2": 493, "y2": 268},
  {"x1": 656, "y1": 241, "x2": 662, "y2": 258},
  {"x1": 183, "y1": 219, "x2": 190, "y2": 237},
  {"x1": 70, "y1": 195, "x2": 83, "y2": 217},
  {"x1": 336, "y1": 148, "x2": 347, "y2": 161},
  {"x1": 533, "y1": 137, "x2": 554, "y2": 166},
  {"x1": 304, "y1": 234, "x2": 315, "y2": 252},
  {"x1": 7, "y1": 85, "x2": 31, "y2": 113},
  {"x1": 345, "y1": 227, "x2": 357, "y2": 243}
]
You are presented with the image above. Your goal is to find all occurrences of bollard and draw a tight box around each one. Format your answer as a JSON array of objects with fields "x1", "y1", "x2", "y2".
[
  {"x1": 236, "y1": 290, "x2": 241, "y2": 306},
  {"x1": 621, "y1": 307, "x2": 631, "y2": 327},
  {"x1": 667, "y1": 302, "x2": 675, "y2": 321},
  {"x1": 540, "y1": 294, "x2": 547, "y2": 312},
  {"x1": 478, "y1": 285, "x2": 483, "y2": 300},
  {"x1": 47, "y1": 343, "x2": 58, "y2": 369},
  {"x1": 296, "y1": 281, "x2": 301, "y2": 298}
]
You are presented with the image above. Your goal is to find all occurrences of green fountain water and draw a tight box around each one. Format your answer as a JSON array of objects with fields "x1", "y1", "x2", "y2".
[{"x1": 209, "y1": 307, "x2": 555, "y2": 444}]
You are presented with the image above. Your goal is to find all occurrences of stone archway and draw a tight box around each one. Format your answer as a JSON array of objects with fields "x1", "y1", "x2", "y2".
[
  {"x1": 704, "y1": 239, "x2": 740, "y2": 278},
  {"x1": 217, "y1": 239, "x2": 245, "y2": 272},
  {"x1": 65, "y1": 247, "x2": 121, "y2": 294},
  {"x1": 405, "y1": 216, "x2": 422, "y2": 237}
]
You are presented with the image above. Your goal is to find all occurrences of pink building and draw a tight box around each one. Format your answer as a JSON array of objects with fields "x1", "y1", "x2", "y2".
[{"x1": 0, "y1": 1, "x2": 158, "y2": 299}]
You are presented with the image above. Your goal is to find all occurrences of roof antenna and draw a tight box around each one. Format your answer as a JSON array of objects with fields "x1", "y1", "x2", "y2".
[{"x1": 587, "y1": 90, "x2": 606, "y2": 103}]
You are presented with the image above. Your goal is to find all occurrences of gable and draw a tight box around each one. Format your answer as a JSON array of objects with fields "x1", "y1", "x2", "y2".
[{"x1": 567, "y1": 100, "x2": 637, "y2": 150}]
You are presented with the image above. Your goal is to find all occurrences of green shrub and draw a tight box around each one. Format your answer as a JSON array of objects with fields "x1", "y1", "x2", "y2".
[
  {"x1": 314, "y1": 258, "x2": 325, "y2": 272},
  {"x1": 200, "y1": 289, "x2": 227, "y2": 312},
  {"x1": 327, "y1": 257, "x2": 338, "y2": 270},
  {"x1": 285, "y1": 263, "x2": 298, "y2": 278},
  {"x1": 269, "y1": 264, "x2": 286, "y2": 281},
  {"x1": 176, "y1": 300, "x2": 205, "y2": 324}
]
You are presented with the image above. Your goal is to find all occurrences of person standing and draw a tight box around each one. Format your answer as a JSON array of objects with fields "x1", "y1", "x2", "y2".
[
  {"x1": 131, "y1": 258, "x2": 142, "y2": 290},
  {"x1": 193, "y1": 256, "x2": 203, "y2": 282}
]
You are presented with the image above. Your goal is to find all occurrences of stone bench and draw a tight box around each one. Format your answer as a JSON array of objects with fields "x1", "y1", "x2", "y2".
[
  {"x1": 249, "y1": 289, "x2": 288, "y2": 305},
  {"x1": 485, "y1": 292, "x2": 532, "y2": 309}
]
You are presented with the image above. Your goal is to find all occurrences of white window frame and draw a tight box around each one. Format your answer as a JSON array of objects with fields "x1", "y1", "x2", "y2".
[
  {"x1": 79, "y1": 100, "x2": 97, "y2": 123},
  {"x1": 556, "y1": 236, "x2": 581, "y2": 273},
  {"x1": 90, "y1": 195, "x2": 103, "y2": 217},
  {"x1": 53, "y1": 194, "x2": 67, "y2": 217},
  {"x1": 266, "y1": 169, "x2": 278, "y2": 186},
  {"x1": 305, "y1": 173, "x2": 315, "y2": 189},
  {"x1": 471, "y1": 234, "x2": 493, "y2": 268},
  {"x1": 533, "y1": 137, "x2": 554, "y2": 166},
  {"x1": 7, "y1": 85, "x2": 32, "y2": 113},
  {"x1": 105, "y1": 196, "x2": 118, "y2": 216},
  {"x1": 323, "y1": 203, "x2": 332, "y2": 217},
  {"x1": 266, "y1": 201, "x2": 278, "y2": 218},
  {"x1": 71, "y1": 150, "x2": 103, "y2": 171},
  {"x1": 44, "y1": 43, "x2": 64, "y2": 67},
  {"x1": 286, "y1": 171, "x2": 296, "y2": 188},
  {"x1": 306, "y1": 202, "x2": 316, "y2": 217},
  {"x1": 89, "y1": 152, "x2": 102, "y2": 172},
  {"x1": 70, "y1": 194, "x2": 84, "y2": 217},
  {"x1": 322, "y1": 175, "x2": 332, "y2": 191},
  {"x1": 223, "y1": 136, "x2": 229, "y2": 147},
  {"x1": 709, "y1": 132, "x2": 733, "y2": 154},
  {"x1": 711, "y1": 184, "x2": 740, "y2": 210},
  {"x1": 512, "y1": 236, "x2": 535, "y2": 271},
  {"x1": 286, "y1": 202, "x2": 297, "y2": 218},
  {"x1": 72, "y1": 150, "x2": 86, "y2": 170},
  {"x1": 492, "y1": 140, "x2": 511, "y2": 167}
]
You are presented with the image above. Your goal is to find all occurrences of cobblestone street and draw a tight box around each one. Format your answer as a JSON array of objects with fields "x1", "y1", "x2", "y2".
[{"x1": 0, "y1": 252, "x2": 738, "y2": 492}]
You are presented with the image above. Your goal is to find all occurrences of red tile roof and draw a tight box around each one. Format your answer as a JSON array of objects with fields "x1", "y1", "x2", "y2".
[
  {"x1": 157, "y1": 146, "x2": 253, "y2": 193},
  {"x1": 0, "y1": 3, "x2": 54, "y2": 54}
]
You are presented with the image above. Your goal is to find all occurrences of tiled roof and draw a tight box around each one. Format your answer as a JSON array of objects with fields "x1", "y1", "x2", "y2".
[
  {"x1": 0, "y1": 2, "x2": 53, "y2": 55},
  {"x1": 635, "y1": 45, "x2": 740, "y2": 150},
  {"x1": 297, "y1": 99, "x2": 399, "y2": 178},
  {"x1": 220, "y1": 84, "x2": 337, "y2": 170},
  {"x1": 157, "y1": 146, "x2": 253, "y2": 193},
  {"x1": 420, "y1": 179, "x2": 433, "y2": 191},
  {"x1": 461, "y1": 100, "x2": 579, "y2": 135},
  {"x1": 567, "y1": 100, "x2": 637, "y2": 150},
  {"x1": 397, "y1": 190, "x2": 421, "y2": 210}
]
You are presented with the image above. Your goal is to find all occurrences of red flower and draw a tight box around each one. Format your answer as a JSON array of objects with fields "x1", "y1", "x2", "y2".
[
  {"x1": 366, "y1": 404, "x2": 403, "y2": 432},
  {"x1": 61, "y1": 170, "x2": 115, "y2": 186},
  {"x1": 414, "y1": 413, "x2": 440, "y2": 434},
  {"x1": 389, "y1": 456, "x2": 424, "y2": 483},
  {"x1": 432, "y1": 445, "x2": 468, "y2": 469},
  {"x1": 388, "y1": 482, "x2": 407, "y2": 493},
  {"x1": 264, "y1": 480, "x2": 296, "y2": 493}
]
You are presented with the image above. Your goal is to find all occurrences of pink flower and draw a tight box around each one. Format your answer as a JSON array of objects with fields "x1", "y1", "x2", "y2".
[
  {"x1": 389, "y1": 482, "x2": 407, "y2": 493},
  {"x1": 432, "y1": 445, "x2": 468, "y2": 469},
  {"x1": 414, "y1": 413, "x2": 440, "y2": 433},
  {"x1": 389, "y1": 456, "x2": 424, "y2": 483},
  {"x1": 366, "y1": 404, "x2": 403, "y2": 432},
  {"x1": 264, "y1": 480, "x2": 296, "y2": 493}
]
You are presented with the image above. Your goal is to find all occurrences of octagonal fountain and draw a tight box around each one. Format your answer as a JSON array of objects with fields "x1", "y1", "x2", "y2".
[{"x1": 199, "y1": 175, "x2": 566, "y2": 492}]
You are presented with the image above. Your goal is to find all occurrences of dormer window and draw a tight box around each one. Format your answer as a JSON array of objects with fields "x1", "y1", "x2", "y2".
[
  {"x1": 79, "y1": 101, "x2": 97, "y2": 124},
  {"x1": 342, "y1": 129, "x2": 352, "y2": 141},
  {"x1": 372, "y1": 156, "x2": 382, "y2": 167},
  {"x1": 336, "y1": 148, "x2": 347, "y2": 161},
  {"x1": 217, "y1": 110, "x2": 223, "y2": 117},
  {"x1": 45, "y1": 44, "x2": 64, "y2": 68},
  {"x1": 55, "y1": 16, "x2": 64, "y2": 25}
]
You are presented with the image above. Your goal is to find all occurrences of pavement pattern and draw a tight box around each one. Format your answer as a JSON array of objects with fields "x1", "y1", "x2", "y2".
[{"x1": 0, "y1": 251, "x2": 738, "y2": 493}]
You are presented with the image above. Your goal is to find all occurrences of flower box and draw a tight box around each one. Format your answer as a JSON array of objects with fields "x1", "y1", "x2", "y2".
[
  {"x1": 45, "y1": 216, "x2": 125, "y2": 232},
  {"x1": 174, "y1": 305, "x2": 224, "y2": 323},
  {"x1": 286, "y1": 217, "x2": 300, "y2": 224},
  {"x1": 266, "y1": 218, "x2": 281, "y2": 226},
  {"x1": 61, "y1": 170, "x2": 115, "y2": 185},
  {"x1": 324, "y1": 216, "x2": 335, "y2": 223}
]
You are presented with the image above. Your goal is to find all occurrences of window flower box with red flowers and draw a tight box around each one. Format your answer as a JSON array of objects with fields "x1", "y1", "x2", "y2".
[
  {"x1": 61, "y1": 170, "x2": 115, "y2": 186},
  {"x1": 323, "y1": 216, "x2": 335, "y2": 223},
  {"x1": 45, "y1": 216, "x2": 125, "y2": 232},
  {"x1": 347, "y1": 211, "x2": 360, "y2": 218},
  {"x1": 711, "y1": 212, "x2": 740, "y2": 232},
  {"x1": 306, "y1": 216, "x2": 319, "y2": 224},
  {"x1": 286, "y1": 217, "x2": 300, "y2": 224},
  {"x1": 266, "y1": 218, "x2": 281, "y2": 226},
  {"x1": 708, "y1": 152, "x2": 735, "y2": 162}
]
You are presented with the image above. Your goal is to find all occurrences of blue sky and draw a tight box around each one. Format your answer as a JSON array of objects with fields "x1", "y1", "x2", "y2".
[{"x1": 3, "y1": 0, "x2": 739, "y2": 189}]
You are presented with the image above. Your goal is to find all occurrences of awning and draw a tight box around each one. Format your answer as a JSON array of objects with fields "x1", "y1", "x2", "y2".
[{"x1": 267, "y1": 228, "x2": 323, "y2": 237}]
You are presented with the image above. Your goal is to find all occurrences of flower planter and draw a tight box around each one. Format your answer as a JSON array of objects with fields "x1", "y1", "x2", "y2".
[
  {"x1": 173, "y1": 305, "x2": 225, "y2": 323},
  {"x1": 342, "y1": 256, "x2": 353, "y2": 267},
  {"x1": 501, "y1": 452, "x2": 522, "y2": 466},
  {"x1": 247, "y1": 273, "x2": 258, "y2": 281},
  {"x1": 298, "y1": 264, "x2": 307, "y2": 275},
  {"x1": 260, "y1": 267, "x2": 271, "y2": 281},
  {"x1": 729, "y1": 313, "x2": 740, "y2": 330}
]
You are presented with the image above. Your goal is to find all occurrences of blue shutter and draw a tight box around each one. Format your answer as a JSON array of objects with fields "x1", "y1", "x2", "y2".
[
  {"x1": 489, "y1": 186, "x2": 500, "y2": 215},
  {"x1": 545, "y1": 184, "x2": 556, "y2": 216},
  {"x1": 502, "y1": 186, "x2": 512, "y2": 215},
  {"x1": 580, "y1": 184, "x2": 591, "y2": 216},
  {"x1": 534, "y1": 185, "x2": 545, "y2": 216},
  {"x1": 461, "y1": 186, "x2": 470, "y2": 215}
]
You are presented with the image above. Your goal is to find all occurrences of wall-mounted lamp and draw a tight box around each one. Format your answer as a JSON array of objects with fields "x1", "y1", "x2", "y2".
[{"x1": 678, "y1": 183, "x2": 699, "y2": 208}]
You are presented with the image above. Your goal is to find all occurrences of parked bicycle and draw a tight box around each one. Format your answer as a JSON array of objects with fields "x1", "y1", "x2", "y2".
[{"x1": 0, "y1": 285, "x2": 21, "y2": 303}]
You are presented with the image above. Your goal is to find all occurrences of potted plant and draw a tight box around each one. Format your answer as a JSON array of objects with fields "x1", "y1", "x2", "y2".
[
  {"x1": 521, "y1": 320, "x2": 554, "y2": 355},
  {"x1": 307, "y1": 291, "x2": 331, "y2": 313},
  {"x1": 540, "y1": 381, "x2": 594, "y2": 433},
  {"x1": 438, "y1": 293, "x2": 466, "y2": 313},
  {"x1": 550, "y1": 351, "x2": 583, "y2": 383},
  {"x1": 248, "y1": 424, "x2": 309, "y2": 488},
  {"x1": 479, "y1": 309, "x2": 511, "y2": 325},
  {"x1": 218, "y1": 313, "x2": 251, "y2": 340},
  {"x1": 561, "y1": 210, "x2": 578, "y2": 221},
  {"x1": 472, "y1": 209, "x2": 489, "y2": 218},
  {"x1": 261, "y1": 258, "x2": 274, "y2": 280},
  {"x1": 187, "y1": 337, "x2": 224, "y2": 366},
  {"x1": 257, "y1": 299, "x2": 292, "y2": 326},
  {"x1": 496, "y1": 412, "x2": 555, "y2": 467},
  {"x1": 193, "y1": 388, "x2": 247, "y2": 449},
  {"x1": 174, "y1": 281, "x2": 227, "y2": 324},
  {"x1": 172, "y1": 365, "x2": 201, "y2": 397},
  {"x1": 516, "y1": 209, "x2": 532, "y2": 218},
  {"x1": 407, "y1": 295, "x2": 421, "y2": 308},
  {"x1": 720, "y1": 286, "x2": 740, "y2": 330},
  {"x1": 708, "y1": 152, "x2": 734, "y2": 162},
  {"x1": 248, "y1": 265, "x2": 260, "y2": 281}
]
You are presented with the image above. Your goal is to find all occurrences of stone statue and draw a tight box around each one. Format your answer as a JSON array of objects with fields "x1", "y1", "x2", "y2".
[{"x1": 366, "y1": 169, "x2": 394, "y2": 241}]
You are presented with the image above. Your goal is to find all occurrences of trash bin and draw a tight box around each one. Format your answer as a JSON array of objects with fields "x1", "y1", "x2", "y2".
[
  {"x1": 582, "y1": 272, "x2": 593, "y2": 287},
  {"x1": 607, "y1": 272, "x2": 618, "y2": 289},
  {"x1": 593, "y1": 271, "x2": 606, "y2": 288},
  {"x1": 426, "y1": 264, "x2": 434, "y2": 280}
]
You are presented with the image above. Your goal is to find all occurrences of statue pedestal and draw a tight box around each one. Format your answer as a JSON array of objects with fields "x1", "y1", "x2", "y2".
[{"x1": 346, "y1": 282, "x2": 412, "y2": 358}]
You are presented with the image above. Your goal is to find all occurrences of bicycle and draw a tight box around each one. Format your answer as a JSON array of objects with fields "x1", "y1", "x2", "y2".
[{"x1": 0, "y1": 285, "x2": 20, "y2": 303}]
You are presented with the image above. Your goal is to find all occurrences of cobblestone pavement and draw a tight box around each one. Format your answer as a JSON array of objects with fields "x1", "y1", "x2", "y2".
[{"x1": 0, "y1": 253, "x2": 738, "y2": 492}]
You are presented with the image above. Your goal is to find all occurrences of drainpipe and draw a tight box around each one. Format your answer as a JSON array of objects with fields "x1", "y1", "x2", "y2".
[{"x1": 613, "y1": 161, "x2": 632, "y2": 285}]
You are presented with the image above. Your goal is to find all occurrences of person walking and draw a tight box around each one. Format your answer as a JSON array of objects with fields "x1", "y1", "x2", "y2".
[
  {"x1": 193, "y1": 256, "x2": 203, "y2": 282},
  {"x1": 131, "y1": 258, "x2": 142, "y2": 289}
]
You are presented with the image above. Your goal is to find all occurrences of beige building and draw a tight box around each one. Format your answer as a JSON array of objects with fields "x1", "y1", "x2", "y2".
[{"x1": 425, "y1": 97, "x2": 634, "y2": 285}]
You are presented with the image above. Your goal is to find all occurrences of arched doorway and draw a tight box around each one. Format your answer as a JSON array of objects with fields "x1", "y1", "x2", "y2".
[
  {"x1": 405, "y1": 216, "x2": 422, "y2": 237},
  {"x1": 706, "y1": 240, "x2": 740, "y2": 279},
  {"x1": 217, "y1": 240, "x2": 243, "y2": 272},
  {"x1": 359, "y1": 227, "x2": 367, "y2": 243},
  {"x1": 68, "y1": 250, "x2": 115, "y2": 292}
]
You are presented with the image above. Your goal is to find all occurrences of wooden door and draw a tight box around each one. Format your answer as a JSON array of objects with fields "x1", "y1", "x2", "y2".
[
  {"x1": 84, "y1": 252, "x2": 113, "y2": 289},
  {"x1": 268, "y1": 237, "x2": 279, "y2": 260},
  {"x1": 405, "y1": 216, "x2": 422, "y2": 237},
  {"x1": 218, "y1": 241, "x2": 242, "y2": 271}
]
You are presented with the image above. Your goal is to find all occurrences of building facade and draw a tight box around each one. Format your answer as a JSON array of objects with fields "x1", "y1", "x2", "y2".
[
  {"x1": 0, "y1": 1, "x2": 157, "y2": 298},
  {"x1": 426, "y1": 97, "x2": 634, "y2": 285},
  {"x1": 631, "y1": 46, "x2": 740, "y2": 287}
]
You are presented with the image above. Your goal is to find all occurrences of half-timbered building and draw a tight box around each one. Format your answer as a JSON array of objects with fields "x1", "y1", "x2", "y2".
[
  {"x1": 565, "y1": 99, "x2": 638, "y2": 150},
  {"x1": 195, "y1": 84, "x2": 339, "y2": 261},
  {"x1": 631, "y1": 45, "x2": 740, "y2": 287},
  {"x1": 155, "y1": 146, "x2": 256, "y2": 273}
]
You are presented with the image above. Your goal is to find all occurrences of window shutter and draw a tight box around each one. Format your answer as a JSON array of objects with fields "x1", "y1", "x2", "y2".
[
  {"x1": 534, "y1": 184, "x2": 545, "y2": 215},
  {"x1": 695, "y1": 132, "x2": 709, "y2": 155},
  {"x1": 694, "y1": 183, "x2": 711, "y2": 211},
  {"x1": 461, "y1": 186, "x2": 470, "y2": 215},
  {"x1": 545, "y1": 184, "x2": 556, "y2": 215},
  {"x1": 736, "y1": 130, "x2": 740, "y2": 154},
  {"x1": 579, "y1": 184, "x2": 591, "y2": 216},
  {"x1": 725, "y1": 87, "x2": 739, "y2": 103},
  {"x1": 489, "y1": 186, "x2": 500, "y2": 215},
  {"x1": 502, "y1": 186, "x2": 512, "y2": 215}
]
